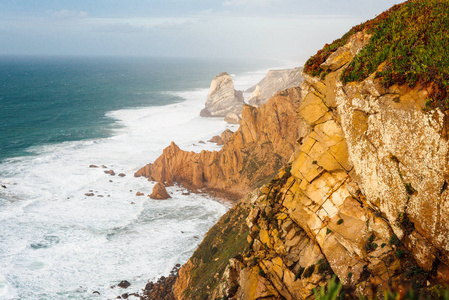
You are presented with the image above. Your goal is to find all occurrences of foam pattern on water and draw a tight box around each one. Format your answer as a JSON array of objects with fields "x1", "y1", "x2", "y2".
[{"x1": 0, "y1": 88, "x2": 237, "y2": 299}]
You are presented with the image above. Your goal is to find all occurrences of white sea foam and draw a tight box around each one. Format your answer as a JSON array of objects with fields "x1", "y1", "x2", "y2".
[{"x1": 0, "y1": 66, "x2": 287, "y2": 299}]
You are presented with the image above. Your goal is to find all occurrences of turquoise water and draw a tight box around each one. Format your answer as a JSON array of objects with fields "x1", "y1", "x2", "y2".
[
  {"x1": 0, "y1": 56, "x2": 285, "y2": 299},
  {"x1": 0, "y1": 56, "x2": 273, "y2": 160}
]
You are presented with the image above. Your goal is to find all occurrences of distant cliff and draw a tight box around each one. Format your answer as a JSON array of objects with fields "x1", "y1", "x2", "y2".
[
  {"x1": 247, "y1": 67, "x2": 304, "y2": 107},
  {"x1": 162, "y1": 1, "x2": 449, "y2": 299},
  {"x1": 136, "y1": 87, "x2": 302, "y2": 200}
]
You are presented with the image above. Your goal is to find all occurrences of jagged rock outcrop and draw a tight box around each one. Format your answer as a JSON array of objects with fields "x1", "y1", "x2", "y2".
[
  {"x1": 200, "y1": 72, "x2": 244, "y2": 122},
  {"x1": 135, "y1": 87, "x2": 302, "y2": 199},
  {"x1": 170, "y1": 17, "x2": 449, "y2": 300},
  {"x1": 247, "y1": 68, "x2": 304, "y2": 107},
  {"x1": 149, "y1": 182, "x2": 171, "y2": 200}
]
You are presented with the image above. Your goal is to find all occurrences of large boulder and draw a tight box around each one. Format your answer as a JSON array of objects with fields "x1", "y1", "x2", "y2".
[
  {"x1": 149, "y1": 182, "x2": 171, "y2": 200},
  {"x1": 200, "y1": 72, "x2": 244, "y2": 119},
  {"x1": 247, "y1": 67, "x2": 303, "y2": 106}
]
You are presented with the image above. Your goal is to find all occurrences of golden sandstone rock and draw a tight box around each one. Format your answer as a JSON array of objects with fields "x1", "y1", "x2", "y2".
[
  {"x1": 135, "y1": 87, "x2": 302, "y2": 200},
  {"x1": 166, "y1": 28, "x2": 449, "y2": 299}
]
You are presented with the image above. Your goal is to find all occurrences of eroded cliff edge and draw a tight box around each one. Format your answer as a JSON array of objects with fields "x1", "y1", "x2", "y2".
[
  {"x1": 165, "y1": 2, "x2": 449, "y2": 299},
  {"x1": 135, "y1": 87, "x2": 303, "y2": 200}
]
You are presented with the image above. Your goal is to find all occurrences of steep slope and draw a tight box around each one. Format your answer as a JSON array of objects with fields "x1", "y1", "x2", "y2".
[
  {"x1": 135, "y1": 87, "x2": 303, "y2": 200},
  {"x1": 170, "y1": 1, "x2": 449, "y2": 299}
]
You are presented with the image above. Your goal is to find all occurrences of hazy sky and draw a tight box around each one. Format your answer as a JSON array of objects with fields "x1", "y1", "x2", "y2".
[{"x1": 0, "y1": 0, "x2": 401, "y2": 62}]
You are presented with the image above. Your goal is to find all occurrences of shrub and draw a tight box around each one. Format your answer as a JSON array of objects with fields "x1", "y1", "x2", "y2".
[{"x1": 303, "y1": 265, "x2": 315, "y2": 278}]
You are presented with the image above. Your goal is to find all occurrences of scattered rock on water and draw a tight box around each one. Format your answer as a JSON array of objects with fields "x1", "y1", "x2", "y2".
[
  {"x1": 208, "y1": 135, "x2": 223, "y2": 144},
  {"x1": 101, "y1": 165, "x2": 107, "y2": 168},
  {"x1": 149, "y1": 182, "x2": 171, "y2": 200},
  {"x1": 85, "y1": 193, "x2": 95, "y2": 197},
  {"x1": 104, "y1": 170, "x2": 115, "y2": 176},
  {"x1": 118, "y1": 173, "x2": 126, "y2": 177},
  {"x1": 1, "y1": 185, "x2": 7, "y2": 188},
  {"x1": 92, "y1": 291, "x2": 100, "y2": 295},
  {"x1": 198, "y1": 140, "x2": 205, "y2": 144},
  {"x1": 117, "y1": 280, "x2": 131, "y2": 289},
  {"x1": 89, "y1": 165, "x2": 98, "y2": 168},
  {"x1": 136, "y1": 191, "x2": 145, "y2": 196}
]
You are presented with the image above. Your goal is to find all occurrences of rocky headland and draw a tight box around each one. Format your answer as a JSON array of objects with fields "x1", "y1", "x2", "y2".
[
  {"x1": 134, "y1": 1, "x2": 449, "y2": 299},
  {"x1": 135, "y1": 87, "x2": 302, "y2": 200}
]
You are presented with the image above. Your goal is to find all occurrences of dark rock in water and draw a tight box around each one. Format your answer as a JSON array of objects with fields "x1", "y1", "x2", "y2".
[
  {"x1": 121, "y1": 293, "x2": 128, "y2": 299},
  {"x1": 85, "y1": 193, "x2": 95, "y2": 197},
  {"x1": 130, "y1": 202, "x2": 135, "y2": 204},
  {"x1": 198, "y1": 140, "x2": 205, "y2": 144},
  {"x1": 101, "y1": 165, "x2": 107, "y2": 168},
  {"x1": 142, "y1": 265, "x2": 179, "y2": 299},
  {"x1": 104, "y1": 170, "x2": 116, "y2": 176},
  {"x1": 92, "y1": 291, "x2": 100, "y2": 295},
  {"x1": 1, "y1": 185, "x2": 6, "y2": 188},
  {"x1": 117, "y1": 280, "x2": 131, "y2": 289},
  {"x1": 149, "y1": 182, "x2": 171, "y2": 200},
  {"x1": 208, "y1": 135, "x2": 223, "y2": 144},
  {"x1": 118, "y1": 173, "x2": 126, "y2": 177},
  {"x1": 89, "y1": 165, "x2": 98, "y2": 168},
  {"x1": 136, "y1": 191, "x2": 145, "y2": 196},
  {"x1": 98, "y1": 195, "x2": 104, "y2": 197},
  {"x1": 109, "y1": 180, "x2": 113, "y2": 182}
]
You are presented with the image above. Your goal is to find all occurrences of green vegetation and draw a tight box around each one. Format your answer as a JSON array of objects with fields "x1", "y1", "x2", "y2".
[
  {"x1": 315, "y1": 276, "x2": 449, "y2": 300},
  {"x1": 303, "y1": 264, "x2": 316, "y2": 278},
  {"x1": 404, "y1": 183, "x2": 416, "y2": 195},
  {"x1": 389, "y1": 233, "x2": 400, "y2": 246},
  {"x1": 184, "y1": 203, "x2": 250, "y2": 299},
  {"x1": 305, "y1": 0, "x2": 449, "y2": 108},
  {"x1": 364, "y1": 234, "x2": 378, "y2": 252},
  {"x1": 314, "y1": 276, "x2": 342, "y2": 300}
]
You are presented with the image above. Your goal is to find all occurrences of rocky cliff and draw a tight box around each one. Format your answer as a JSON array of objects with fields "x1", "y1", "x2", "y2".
[
  {"x1": 136, "y1": 87, "x2": 302, "y2": 200},
  {"x1": 200, "y1": 72, "x2": 245, "y2": 123},
  {"x1": 247, "y1": 68, "x2": 304, "y2": 107},
  {"x1": 167, "y1": 1, "x2": 449, "y2": 299}
]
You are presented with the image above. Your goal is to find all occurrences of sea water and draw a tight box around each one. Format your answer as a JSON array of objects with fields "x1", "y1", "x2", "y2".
[{"x1": 0, "y1": 56, "x2": 294, "y2": 299}]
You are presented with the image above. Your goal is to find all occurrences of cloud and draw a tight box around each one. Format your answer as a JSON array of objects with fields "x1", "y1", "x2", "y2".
[
  {"x1": 222, "y1": 0, "x2": 280, "y2": 7},
  {"x1": 49, "y1": 9, "x2": 89, "y2": 19},
  {"x1": 87, "y1": 17, "x2": 195, "y2": 33}
]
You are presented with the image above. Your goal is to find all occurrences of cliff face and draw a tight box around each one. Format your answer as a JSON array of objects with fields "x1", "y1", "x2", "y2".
[
  {"x1": 136, "y1": 87, "x2": 303, "y2": 199},
  {"x1": 171, "y1": 30, "x2": 449, "y2": 299},
  {"x1": 247, "y1": 68, "x2": 304, "y2": 107}
]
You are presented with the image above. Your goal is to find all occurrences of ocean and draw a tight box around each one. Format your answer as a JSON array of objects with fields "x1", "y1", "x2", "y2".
[{"x1": 0, "y1": 56, "x2": 292, "y2": 299}]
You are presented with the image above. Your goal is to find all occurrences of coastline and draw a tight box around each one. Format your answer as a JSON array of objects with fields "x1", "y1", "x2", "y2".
[{"x1": 0, "y1": 60, "x2": 294, "y2": 299}]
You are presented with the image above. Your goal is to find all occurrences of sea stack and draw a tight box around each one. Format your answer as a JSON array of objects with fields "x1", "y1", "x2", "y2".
[
  {"x1": 200, "y1": 72, "x2": 244, "y2": 123},
  {"x1": 149, "y1": 182, "x2": 171, "y2": 200}
]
